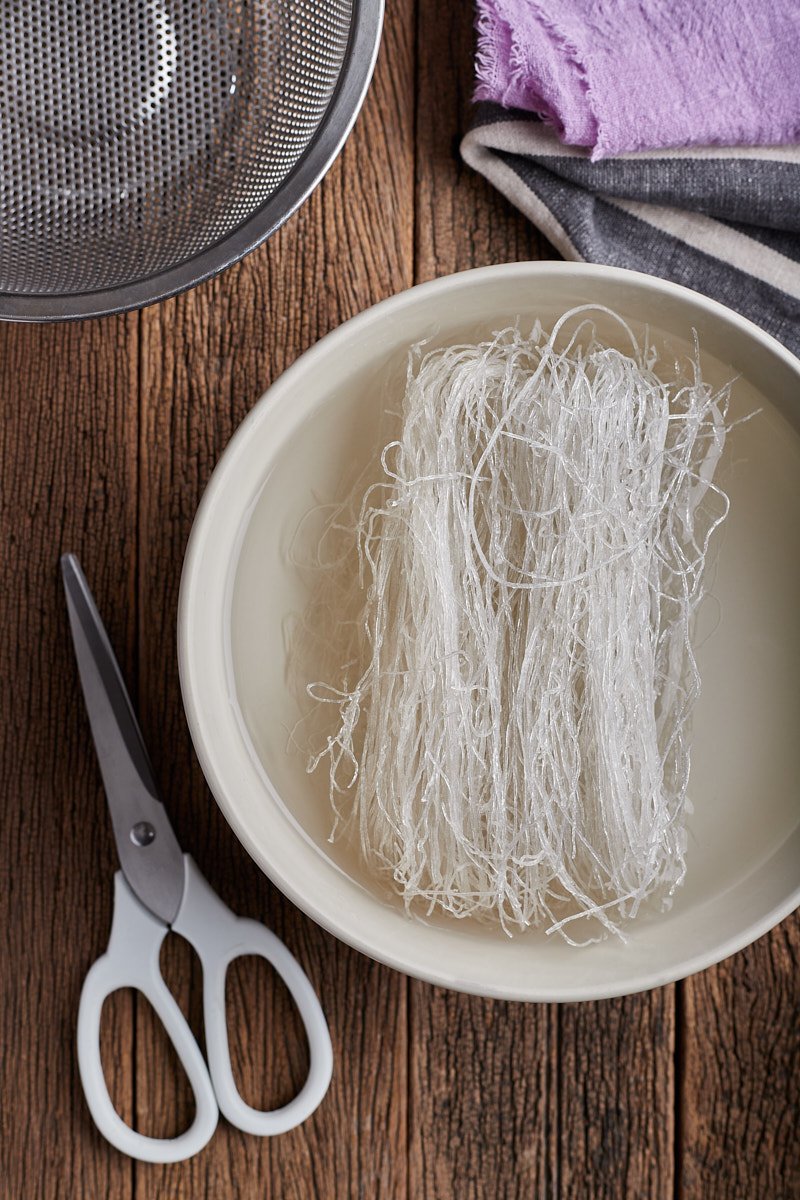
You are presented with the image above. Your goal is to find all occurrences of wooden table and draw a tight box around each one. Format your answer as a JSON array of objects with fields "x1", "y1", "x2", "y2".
[{"x1": 2, "y1": 4, "x2": 798, "y2": 1197}]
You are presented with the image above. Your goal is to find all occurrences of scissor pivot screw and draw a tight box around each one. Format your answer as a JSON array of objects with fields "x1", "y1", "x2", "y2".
[{"x1": 130, "y1": 821, "x2": 156, "y2": 847}]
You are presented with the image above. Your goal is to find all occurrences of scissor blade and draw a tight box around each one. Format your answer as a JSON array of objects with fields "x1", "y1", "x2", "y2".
[{"x1": 61, "y1": 554, "x2": 185, "y2": 926}]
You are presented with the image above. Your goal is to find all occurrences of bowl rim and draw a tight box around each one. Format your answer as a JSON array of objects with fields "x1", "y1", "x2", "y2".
[
  {"x1": 0, "y1": 0, "x2": 384, "y2": 321},
  {"x1": 179, "y1": 260, "x2": 800, "y2": 1001}
]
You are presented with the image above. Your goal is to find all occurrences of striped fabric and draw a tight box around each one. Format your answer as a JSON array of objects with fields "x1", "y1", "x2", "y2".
[{"x1": 461, "y1": 104, "x2": 800, "y2": 355}]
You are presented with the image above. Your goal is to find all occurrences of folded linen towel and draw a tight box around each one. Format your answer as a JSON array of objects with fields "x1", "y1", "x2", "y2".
[
  {"x1": 475, "y1": 0, "x2": 800, "y2": 160},
  {"x1": 461, "y1": 106, "x2": 800, "y2": 355}
]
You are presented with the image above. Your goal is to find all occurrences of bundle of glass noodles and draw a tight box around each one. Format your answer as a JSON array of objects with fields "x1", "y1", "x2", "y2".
[{"x1": 304, "y1": 307, "x2": 732, "y2": 943}]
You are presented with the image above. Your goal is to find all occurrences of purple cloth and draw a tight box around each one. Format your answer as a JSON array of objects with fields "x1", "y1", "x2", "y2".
[{"x1": 475, "y1": 0, "x2": 800, "y2": 160}]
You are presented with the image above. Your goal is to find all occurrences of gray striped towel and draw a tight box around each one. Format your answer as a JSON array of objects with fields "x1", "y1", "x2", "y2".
[{"x1": 461, "y1": 103, "x2": 800, "y2": 356}]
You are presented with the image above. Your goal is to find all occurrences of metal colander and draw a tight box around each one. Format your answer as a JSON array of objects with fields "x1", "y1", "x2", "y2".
[{"x1": 0, "y1": 0, "x2": 382, "y2": 319}]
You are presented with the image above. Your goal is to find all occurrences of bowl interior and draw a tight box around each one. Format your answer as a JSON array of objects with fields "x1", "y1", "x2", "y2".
[{"x1": 184, "y1": 264, "x2": 800, "y2": 1000}]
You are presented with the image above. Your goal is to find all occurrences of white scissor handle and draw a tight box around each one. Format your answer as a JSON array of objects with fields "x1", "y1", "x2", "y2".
[
  {"x1": 172, "y1": 856, "x2": 333, "y2": 1136},
  {"x1": 77, "y1": 871, "x2": 219, "y2": 1163}
]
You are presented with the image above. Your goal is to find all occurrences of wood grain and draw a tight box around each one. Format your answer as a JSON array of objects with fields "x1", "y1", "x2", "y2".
[
  {"x1": 0, "y1": 315, "x2": 139, "y2": 1199},
  {"x1": 133, "y1": 1, "x2": 415, "y2": 1196},
  {"x1": 411, "y1": 6, "x2": 676, "y2": 1199},
  {"x1": 681, "y1": 919, "x2": 800, "y2": 1199},
  {"x1": 409, "y1": 4, "x2": 556, "y2": 1198},
  {"x1": 558, "y1": 994, "x2": 674, "y2": 1199},
  {"x1": 409, "y1": 988, "x2": 556, "y2": 1200},
  {"x1": 1, "y1": 1, "x2": 798, "y2": 1198},
  {"x1": 414, "y1": 0, "x2": 550, "y2": 284}
]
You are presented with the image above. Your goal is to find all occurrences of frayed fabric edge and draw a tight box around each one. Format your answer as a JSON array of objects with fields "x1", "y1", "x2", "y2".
[{"x1": 473, "y1": 0, "x2": 604, "y2": 157}]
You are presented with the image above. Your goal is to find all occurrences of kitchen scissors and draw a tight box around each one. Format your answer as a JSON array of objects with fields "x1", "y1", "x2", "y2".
[{"x1": 61, "y1": 554, "x2": 333, "y2": 1163}]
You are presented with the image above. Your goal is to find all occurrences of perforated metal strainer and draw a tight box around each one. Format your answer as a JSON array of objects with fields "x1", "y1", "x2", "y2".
[{"x1": 0, "y1": 0, "x2": 383, "y2": 320}]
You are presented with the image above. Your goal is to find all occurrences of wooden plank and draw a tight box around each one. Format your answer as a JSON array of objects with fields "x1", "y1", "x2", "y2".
[
  {"x1": 4, "y1": 4, "x2": 798, "y2": 1198},
  {"x1": 410, "y1": 987, "x2": 555, "y2": 1200},
  {"x1": 0, "y1": 315, "x2": 139, "y2": 1199},
  {"x1": 558, "y1": 993, "x2": 674, "y2": 1198},
  {"x1": 410, "y1": 4, "x2": 556, "y2": 1199},
  {"x1": 413, "y1": 6, "x2": 675, "y2": 1198},
  {"x1": 133, "y1": 0, "x2": 416, "y2": 1193},
  {"x1": 414, "y1": 0, "x2": 550, "y2": 285},
  {"x1": 681, "y1": 919, "x2": 800, "y2": 1199}
]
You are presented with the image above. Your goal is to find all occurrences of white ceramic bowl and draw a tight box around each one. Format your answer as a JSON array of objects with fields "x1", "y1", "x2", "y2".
[{"x1": 179, "y1": 262, "x2": 800, "y2": 1001}]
